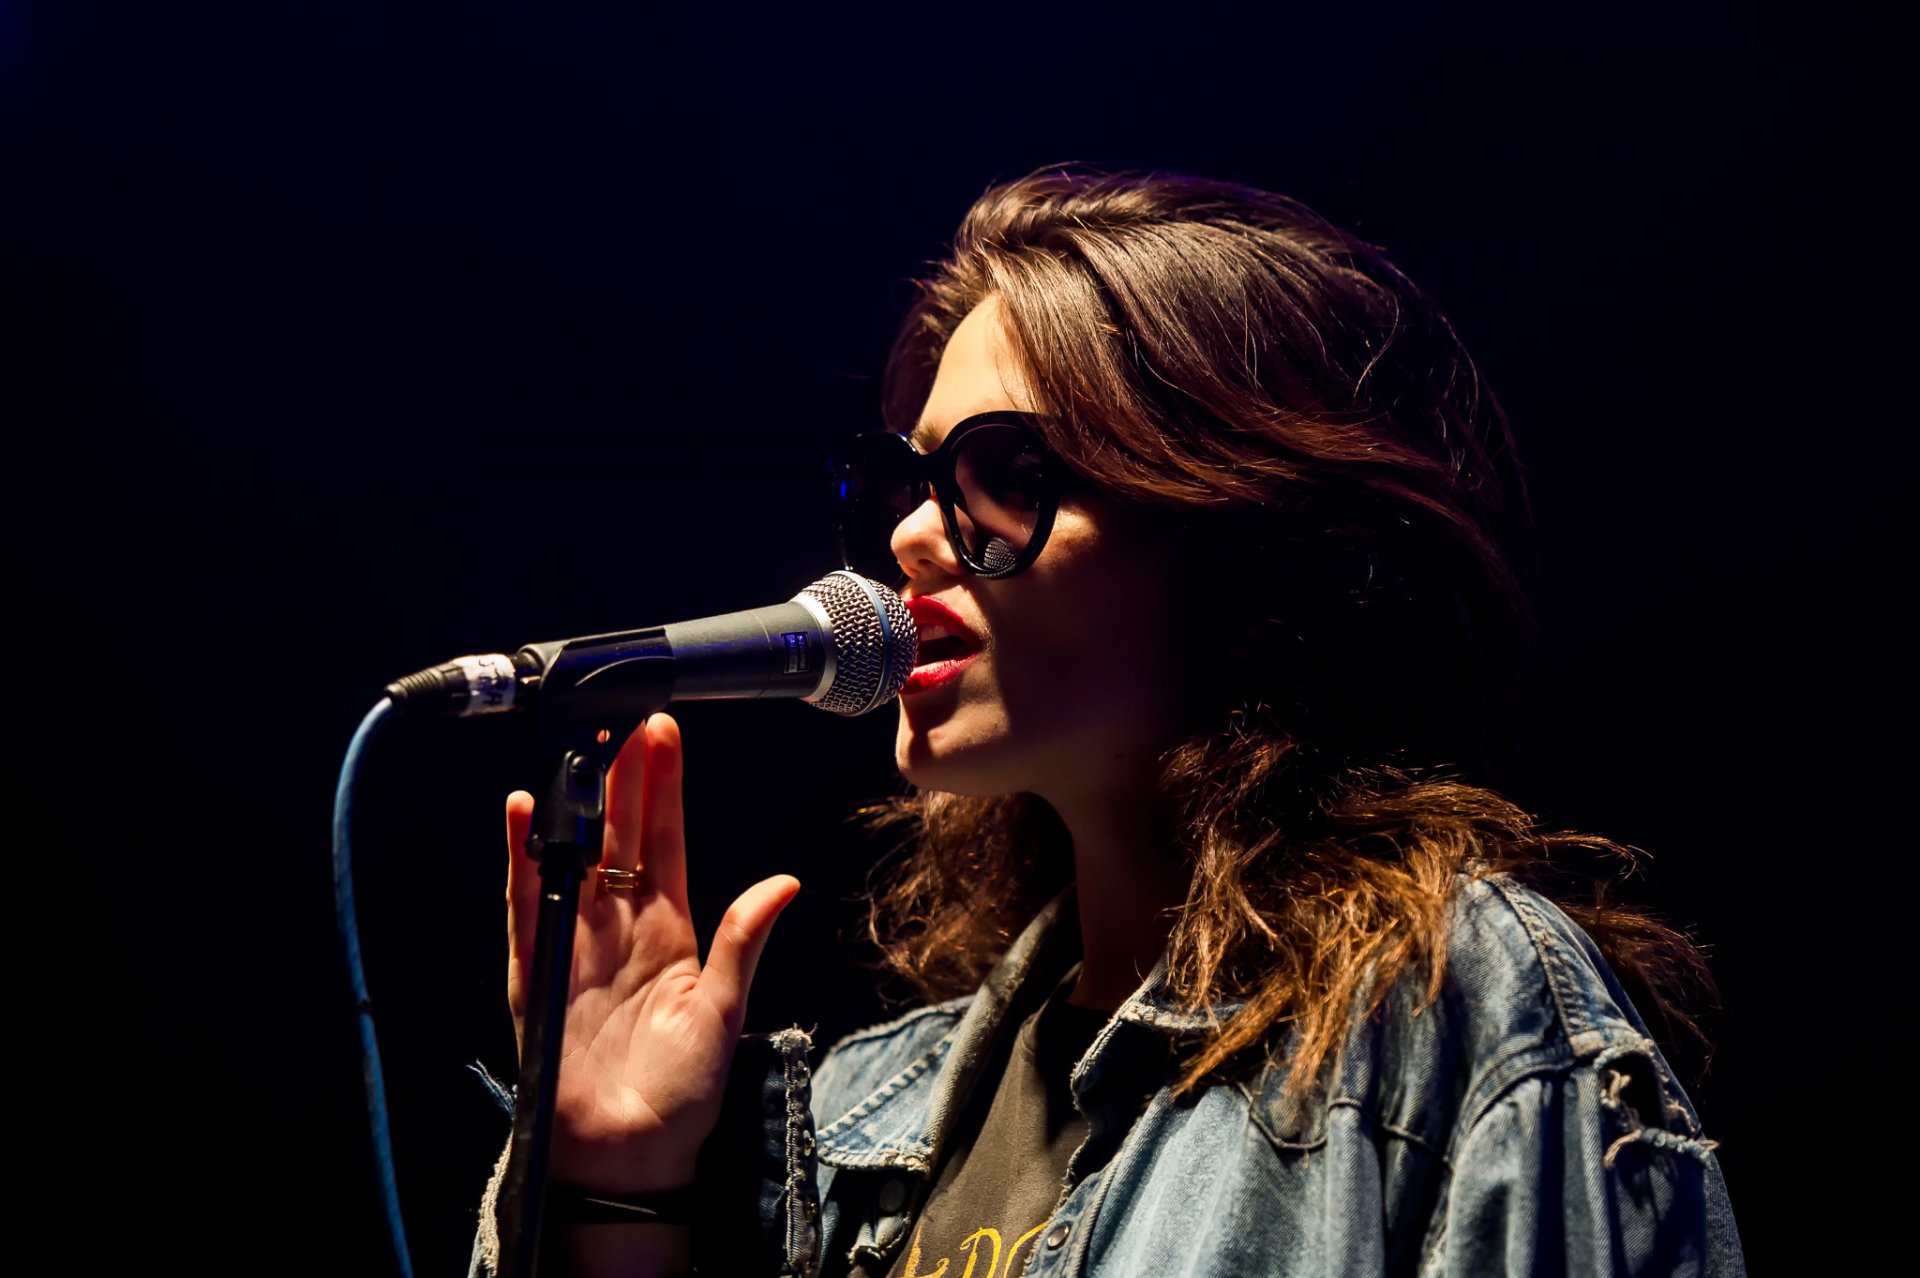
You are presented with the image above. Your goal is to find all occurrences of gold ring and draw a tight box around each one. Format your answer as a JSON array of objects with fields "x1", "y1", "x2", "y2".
[{"x1": 597, "y1": 867, "x2": 640, "y2": 893}]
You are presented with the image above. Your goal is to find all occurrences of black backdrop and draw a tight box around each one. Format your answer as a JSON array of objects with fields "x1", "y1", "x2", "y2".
[{"x1": 6, "y1": 4, "x2": 1903, "y2": 1272}]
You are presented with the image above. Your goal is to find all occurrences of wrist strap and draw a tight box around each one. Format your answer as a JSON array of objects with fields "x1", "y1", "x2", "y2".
[{"x1": 548, "y1": 1184, "x2": 695, "y2": 1226}]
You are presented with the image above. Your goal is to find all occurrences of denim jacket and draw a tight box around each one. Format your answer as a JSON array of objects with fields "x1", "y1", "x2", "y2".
[{"x1": 475, "y1": 876, "x2": 1743, "y2": 1277}]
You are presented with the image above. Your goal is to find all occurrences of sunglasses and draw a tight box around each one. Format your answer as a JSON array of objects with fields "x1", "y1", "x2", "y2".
[{"x1": 831, "y1": 411, "x2": 1063, "y2": 581}]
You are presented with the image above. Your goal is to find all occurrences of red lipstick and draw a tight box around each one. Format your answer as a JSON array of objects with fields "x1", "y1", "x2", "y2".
[{"x1": 902, "y1": 595, "x2": 984, "y2": 696}]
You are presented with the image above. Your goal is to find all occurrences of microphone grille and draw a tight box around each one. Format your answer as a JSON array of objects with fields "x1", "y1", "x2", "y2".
[
  {"x1": 978, "y1": 536, "x2": 1018, "y2": 575},
  {"x1": 796, "y1": 571, "x2": 918, "y2": 716}
]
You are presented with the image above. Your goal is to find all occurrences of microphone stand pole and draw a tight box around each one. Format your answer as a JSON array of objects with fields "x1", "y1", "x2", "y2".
[{"x1": 496, "y1": 731, "x2": 626, "y2": 1278}]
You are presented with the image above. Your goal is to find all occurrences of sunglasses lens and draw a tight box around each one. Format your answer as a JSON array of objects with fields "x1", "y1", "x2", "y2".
[
  {"x1": 832, "y1": 434, "x2": 920, "y2": 580},
  {"x1": 951, "y1": 423, "x2": 1050, "y2": 571}
]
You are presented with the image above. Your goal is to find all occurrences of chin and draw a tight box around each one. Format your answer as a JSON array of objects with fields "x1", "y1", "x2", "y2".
[
  {"x1": 894, "y1": 714, "x2": 1031, "y2": 798},
  {"x1": 895, "y1": 741, "x2": 998, "y2": 797}
]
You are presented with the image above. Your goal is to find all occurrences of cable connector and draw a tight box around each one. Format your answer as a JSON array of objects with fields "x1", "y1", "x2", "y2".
[{"x1": 383, "y1": 653, "x2": 522, "y2": 716}]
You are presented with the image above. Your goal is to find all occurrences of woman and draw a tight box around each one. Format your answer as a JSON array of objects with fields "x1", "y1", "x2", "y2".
[{"x1": 473, "y1": 168, "x2": 1744, "y2": 1277}]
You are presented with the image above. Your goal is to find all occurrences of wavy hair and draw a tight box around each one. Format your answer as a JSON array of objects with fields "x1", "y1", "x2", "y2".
[{"x1": 864, "y1": 167, "x2": 1711, "y2": 1095}]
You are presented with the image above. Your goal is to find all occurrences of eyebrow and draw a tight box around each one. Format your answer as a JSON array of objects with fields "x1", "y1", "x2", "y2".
[{"x1": 908, "y1": 408, "x2": 1035, "y2": 453}]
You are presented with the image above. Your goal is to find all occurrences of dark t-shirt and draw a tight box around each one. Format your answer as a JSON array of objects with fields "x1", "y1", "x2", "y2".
[{"x1": 881, "y1": 979, "x2": 1109, "y2": 1278}]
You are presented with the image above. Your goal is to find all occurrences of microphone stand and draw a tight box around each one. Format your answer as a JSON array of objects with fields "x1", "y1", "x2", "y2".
[
  {"x1": 476, "y1": 576, "x2": 889, "y2": 1274},
  {"x1": 496, "y1": 730, "x2": 629, "y2": 1278},
  {"x1": 491, "y1": 626, "x2": 679, "y2": 1278}
]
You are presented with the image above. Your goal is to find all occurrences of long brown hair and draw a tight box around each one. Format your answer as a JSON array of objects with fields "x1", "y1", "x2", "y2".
[{"x1": 865, "y1": 167, "x2": 1710, "y2": 1095}]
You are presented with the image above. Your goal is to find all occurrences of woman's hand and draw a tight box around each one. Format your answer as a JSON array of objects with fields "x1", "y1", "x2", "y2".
[{"x1": 504, "y1": 712, "x2": 799, "y2": 1194}]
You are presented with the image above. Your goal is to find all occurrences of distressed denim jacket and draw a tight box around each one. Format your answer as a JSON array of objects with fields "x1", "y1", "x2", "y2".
[{"x1": 476, "y1": 876, "x2": 1744, "y2": 1277}]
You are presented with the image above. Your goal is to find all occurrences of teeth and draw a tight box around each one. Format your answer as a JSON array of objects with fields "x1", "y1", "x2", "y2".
[{"x1": 919, "y1": 623, "x2": 951, "y2": 642}]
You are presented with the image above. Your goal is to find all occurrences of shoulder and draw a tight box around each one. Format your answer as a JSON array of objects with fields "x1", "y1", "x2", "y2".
[
  {"x1": 1442, "y1": 873, "x2": 1652, "y2": 1057},
  {"x1": 812, "y1": 996, "x2": 974, "y2": 1131},
  {"x1": 1431, "y1": 873, "x2": 1657, "y2": 1067},
  {"x1": 1242, "y1": 875, "x2": 1685, "y2": 1161}
]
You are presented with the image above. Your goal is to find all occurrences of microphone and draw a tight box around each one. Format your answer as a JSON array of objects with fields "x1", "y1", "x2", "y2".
[{"x1": 383, "y1": 570, "x2": 918, "y2": 724}]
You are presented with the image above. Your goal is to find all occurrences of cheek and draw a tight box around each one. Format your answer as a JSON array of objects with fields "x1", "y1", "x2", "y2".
[
  {"x1": 999, "y1": 620, "x2": 1164, "y2": 730},
  {"x1": 993, "y1": 552, "x2": 1181, "y2": 736}
]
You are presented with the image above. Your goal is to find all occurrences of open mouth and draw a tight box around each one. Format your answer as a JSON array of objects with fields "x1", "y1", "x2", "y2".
[
  {"x1": 915, "y1": 627, "x2": 978, "y2": 663},
  {"x1": 904, "y1": 596, "x2": 984, "y2": 694}
]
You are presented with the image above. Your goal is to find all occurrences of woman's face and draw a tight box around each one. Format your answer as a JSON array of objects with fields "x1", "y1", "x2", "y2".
[{"x1": 891, "y1": 297, "x2": 1184, "y2": 806}]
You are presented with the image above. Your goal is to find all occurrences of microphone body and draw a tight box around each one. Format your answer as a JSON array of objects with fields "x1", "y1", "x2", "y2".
[{"x1": 383, "y1": 571, "x2": 916, "y2": 724}]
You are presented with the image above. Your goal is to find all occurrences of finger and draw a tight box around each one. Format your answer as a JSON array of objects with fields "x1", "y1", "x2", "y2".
[
  {"x1": 701, "y1": 874, "x2": 802, "y2": 1028},
  {"x1": 600, "y1": 719, "x2": 654, "y2": 874},
  {"x1": 504, "y1": 789, "x2": 538, "y2": 996},
  {"x1": 639, "y1": 713, "x2": 690, "y2": 912}
]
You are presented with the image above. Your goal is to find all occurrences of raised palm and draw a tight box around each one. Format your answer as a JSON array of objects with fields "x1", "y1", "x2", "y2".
[{"x1": 504, "y1": 713, "x2": 798, "y2": 1194}]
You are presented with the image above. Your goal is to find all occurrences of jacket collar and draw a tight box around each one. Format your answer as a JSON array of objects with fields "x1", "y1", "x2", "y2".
[{"x1": 816, "y1": 889, "x2": 1239, "y2": 1172}]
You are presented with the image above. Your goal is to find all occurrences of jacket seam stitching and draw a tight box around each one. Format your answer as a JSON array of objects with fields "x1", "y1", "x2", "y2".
[
  {"x1": 1329, "y1": 1098, "x2": 1454, "y2": 1167},
  {"x1": 816, "y1": 1038, "x2": 954, "y2": 1143},
  {"x1": 1481, "y1": 876, "x2": 1598, "y2": 1041}
]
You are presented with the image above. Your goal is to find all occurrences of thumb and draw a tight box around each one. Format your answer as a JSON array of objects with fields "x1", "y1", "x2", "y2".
[{"x1": 700, "y1": 874, "x2": 802, "y2": 1029}]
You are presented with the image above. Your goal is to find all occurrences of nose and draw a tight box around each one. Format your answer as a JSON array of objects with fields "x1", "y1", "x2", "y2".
[{"x1": 890, "y1": 494, "x2": 962, "y2": 584}]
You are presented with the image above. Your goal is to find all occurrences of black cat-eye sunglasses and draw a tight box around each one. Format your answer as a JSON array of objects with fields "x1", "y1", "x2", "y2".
[{"x1": 830, "y1": 411, "x2": 1062, "y2": 581}]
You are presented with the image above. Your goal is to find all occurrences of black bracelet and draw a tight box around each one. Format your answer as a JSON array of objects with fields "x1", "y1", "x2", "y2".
[{"x1": 548, "y1": 1183, "x2": 695, "y2": 1226}]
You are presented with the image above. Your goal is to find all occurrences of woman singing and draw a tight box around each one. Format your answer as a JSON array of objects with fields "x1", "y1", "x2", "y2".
[{"x1": 473, "y1": 167, "x2": 1744, "y2": 1277}]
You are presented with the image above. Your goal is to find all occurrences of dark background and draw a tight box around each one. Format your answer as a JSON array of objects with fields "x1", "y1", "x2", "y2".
[{"x1": 6, "y1": 3, "x2": 1903, "y2": 1272}]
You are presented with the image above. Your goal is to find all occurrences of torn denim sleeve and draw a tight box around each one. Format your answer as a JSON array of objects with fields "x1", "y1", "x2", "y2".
[
  {"x1": 692, "y1": 1027, "x2": 822, "y2": 1278},
  {"x1": 1437, "y1": 1050, "x2": 1745, "y2": 1278},
  {"x1": 466, "y1": 1027, "x2": 822, "y2": 1278}
]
